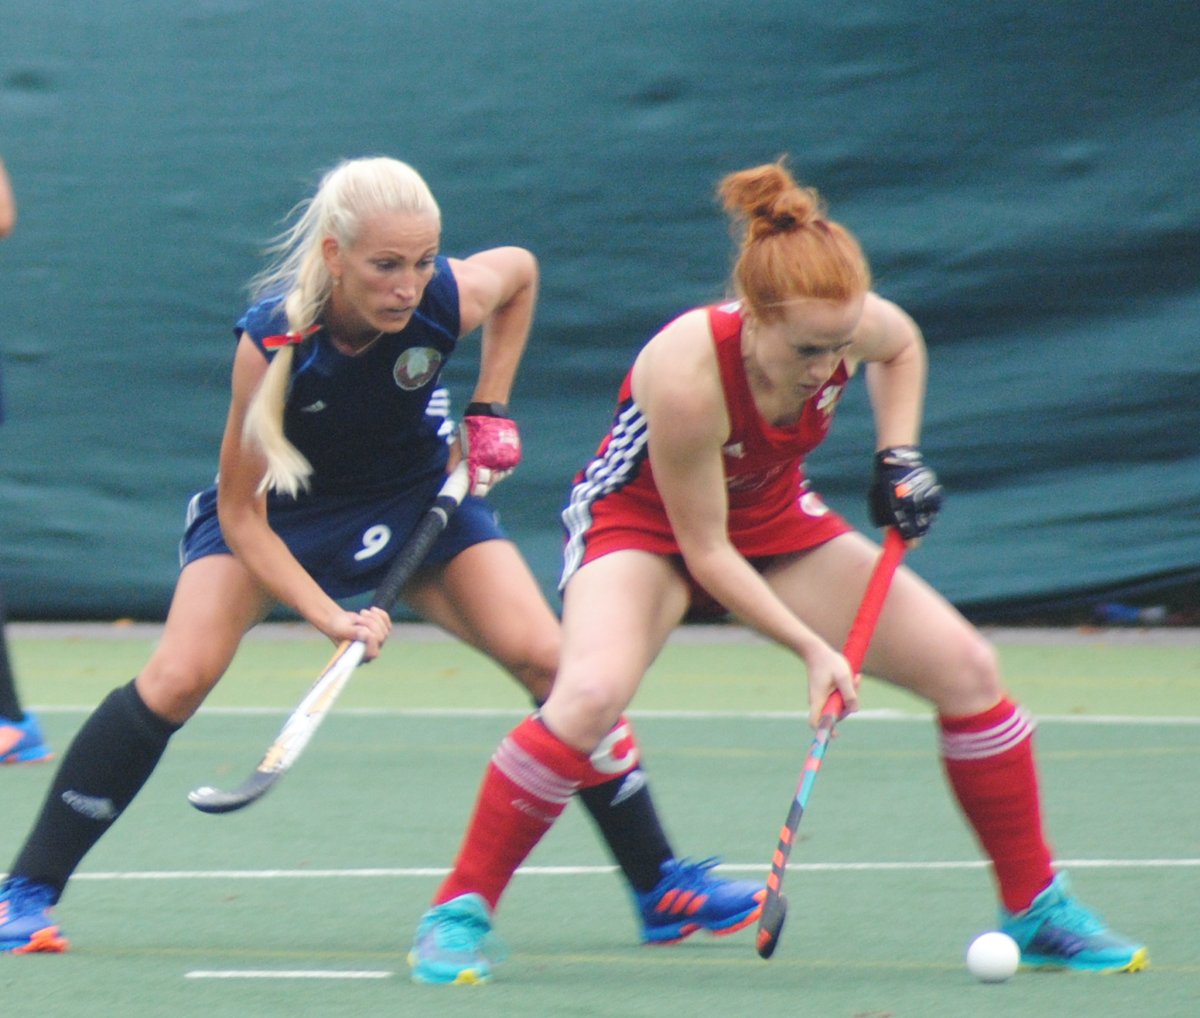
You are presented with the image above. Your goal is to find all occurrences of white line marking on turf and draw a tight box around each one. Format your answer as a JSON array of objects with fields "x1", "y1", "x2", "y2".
[
  {"x1": 53, "y1": 858, "x2": 1200, "y2": 883},
  {"x1": 185, "y1": 970, "x2": 391, "y2": 980},
  {"x1": 30, "y1": 705, "x2": 1200, "y2": 724},
  {"x1": 13, "y1": 620, "x2": 1200, "y2": 647}
]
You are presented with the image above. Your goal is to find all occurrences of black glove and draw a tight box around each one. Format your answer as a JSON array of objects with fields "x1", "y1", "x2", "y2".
[{"x1": 868, "y1": 445, "x2": 943, "y2": 540}]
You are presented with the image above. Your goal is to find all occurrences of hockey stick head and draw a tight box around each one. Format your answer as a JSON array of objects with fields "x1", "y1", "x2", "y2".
[
  {"x1": 187, "y1": 639, "x2": 366, "y2": 815},
  {"x1": 756, "y1": 893, "x2": 788, "y2": 959},
  {"x1": 188, "y1": 769, "x2": 279, "y2": 814}
]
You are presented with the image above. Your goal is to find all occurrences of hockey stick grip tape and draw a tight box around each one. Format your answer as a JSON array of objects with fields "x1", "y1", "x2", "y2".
[{"x1": 369, "y1": 461, "x2": 470, "y2": 613}]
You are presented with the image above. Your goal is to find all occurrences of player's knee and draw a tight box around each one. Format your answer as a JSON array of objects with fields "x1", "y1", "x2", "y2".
[
  {"x1": 540, "y1": 669, "x2": 629, "y2": 748},
  {"x1": 505, "y1": 634, "x2": 561, "y2": 703},
  {"x1": 136, "y1": 658, "x2": 220, "y2": 724},
  {"x1": 958, "y1": 631, "x2": 1002, "y2": 702}
]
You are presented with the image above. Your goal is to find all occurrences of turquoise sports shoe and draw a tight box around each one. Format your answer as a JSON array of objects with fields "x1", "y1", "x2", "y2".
[
  {"x1": 0, "y1": 877, "x2": 68, "y2": 954},
  {"x1": 635, "y1": 857, "x2": 766, "y2": 945},
  {"x1": 408, "y1": 893, "x2": 506, "y2": 985},
  {"x1": 0, "y1": 712, "x2": 53, "y2": 765},
  {"x1": 1000, "y1": 873, "x2": 1148, "y2": 973}
]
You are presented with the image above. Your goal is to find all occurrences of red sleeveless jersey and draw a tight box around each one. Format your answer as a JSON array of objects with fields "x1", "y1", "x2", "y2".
[{"x1": 561, "y1": 302, "x2": 852, "y2": 587}]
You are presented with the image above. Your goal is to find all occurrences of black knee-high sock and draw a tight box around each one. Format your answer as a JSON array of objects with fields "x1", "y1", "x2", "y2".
[
  {"x1": 577, "y1": 772, "x2": 674, "y2": 894},
  {"x1": 10, "y1": 681, "x2": 179, "y2": 900},
  {"x1": 0, "y1": 586, "x2": 24, "y2": 721},
  {"x1": 529, "y1": 698, "x2": 674, "y2": 893}
]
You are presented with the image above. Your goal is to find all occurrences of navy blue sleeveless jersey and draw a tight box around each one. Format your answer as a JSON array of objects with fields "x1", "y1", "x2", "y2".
[
  {"x1": 241, "y1": 254, "x2": 460, "y2": 498},
  {"x1": 179, "y1": 256, "x2": 507, "y2": 599}
]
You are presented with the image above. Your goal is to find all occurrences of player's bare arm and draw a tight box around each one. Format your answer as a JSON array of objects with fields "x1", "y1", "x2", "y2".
[
  {"x1": 852, "y1": 293, "x2": 928, "y2": 450},
  {"x1": 0, "y1": 158, "x2": 15, "y2": 238},
  {"x1": 451, "y1": 247, "x2": 538, "y2": 405},
  {"x1": 216, "y1": 336, "x2": 389, "y2": 654}
]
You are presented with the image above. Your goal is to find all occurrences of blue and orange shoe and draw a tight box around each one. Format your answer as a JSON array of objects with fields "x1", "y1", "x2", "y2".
[
  {"x1": 0, "y1": 877, "x2": 68, "y2": 954},
  {"x1": 0, "y1": 713, "x2": 54, "y2": 765},
  {"x1": 1000, "y1": 873, "x2": 1148, "y2": 973},
  {"x1": 635, "y1": 857, "x2": 766, "y2": 944},
  {"x1": 408, "y1": 893, "x2": 506, "y2": 985}
]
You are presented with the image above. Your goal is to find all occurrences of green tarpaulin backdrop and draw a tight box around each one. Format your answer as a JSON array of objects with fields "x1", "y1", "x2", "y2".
[{"x1": 1, "y1": 1, "x2": 1197, "y2": 620}]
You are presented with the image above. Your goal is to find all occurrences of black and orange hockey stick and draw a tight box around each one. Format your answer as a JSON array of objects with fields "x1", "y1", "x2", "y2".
[{"x1": 756, "y1": 527, "x2": 906, "y2": 959}]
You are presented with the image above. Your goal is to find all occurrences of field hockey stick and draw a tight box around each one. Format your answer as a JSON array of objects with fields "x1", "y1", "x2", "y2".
[
  {"x1": 187, "y1": 460, "x2": 471, "y2": 814},
  {"x1": 755, "y1": 527, "x2": 906, "y2": 959}
]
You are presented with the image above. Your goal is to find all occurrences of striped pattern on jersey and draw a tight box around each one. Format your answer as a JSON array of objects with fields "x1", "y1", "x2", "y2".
[
  {"x1": 560, "y1": 397, "x2": 649, "y2": 582},
  {"x1": 427, "y1": 385, "x2": 454, "y2": 440},
  {"x1": 940, "y1": 705, "x2": 1036, "y2": 761}
]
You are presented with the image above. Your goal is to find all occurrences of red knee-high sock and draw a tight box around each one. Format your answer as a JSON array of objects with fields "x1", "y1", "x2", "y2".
[
  {"x1": 435, "y1": 715, "x2": 591, "y2": 911},
  {"x1": 939, "y1": 698, "x2": 1055, "y2": 913}
]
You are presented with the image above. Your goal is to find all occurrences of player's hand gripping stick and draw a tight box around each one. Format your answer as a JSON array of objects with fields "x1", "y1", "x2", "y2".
[
  {"x1": 187, "y1": 461, "x2": 470, "y2": 814},
  {"x1": 756, "y1": 528, "x2": 907, "y2": 959}
]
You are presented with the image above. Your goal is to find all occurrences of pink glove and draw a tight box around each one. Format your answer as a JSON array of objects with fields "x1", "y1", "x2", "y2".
[{"x1": 461, "y1": 404, "x2": 521, "y2": 497}]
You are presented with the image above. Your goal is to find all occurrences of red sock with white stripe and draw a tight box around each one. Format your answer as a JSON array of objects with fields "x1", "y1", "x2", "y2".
[
  {"x1": 434, "y1": 715, "x2": 591, "y2": 910},
  {"x1": 939, "y1": 698, "x2": 1055, "y2": 912}
]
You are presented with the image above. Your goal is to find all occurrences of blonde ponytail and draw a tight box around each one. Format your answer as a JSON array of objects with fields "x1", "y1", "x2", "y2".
[
  {"x1": 239, "y1": 156, "x2": 440, "y2": 497},
  {"x1": 242, "y1": 344, "x2": 312, "y2": 497},
  {"x1": 241, "y1": 257, "x2": 329, "y2": 496}
]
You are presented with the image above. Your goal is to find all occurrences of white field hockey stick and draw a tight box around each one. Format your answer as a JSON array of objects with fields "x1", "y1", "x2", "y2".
[{"x1": 188, "y1": 460, "x2": 470, "y2": 814}]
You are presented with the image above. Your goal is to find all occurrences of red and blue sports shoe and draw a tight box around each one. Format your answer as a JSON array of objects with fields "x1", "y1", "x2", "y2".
[
  {"x1": 0, "y1": 877, "x2": 68, "y2": 954},
  {"x1": 0, "y1": 712, "x2": 53, "y2": 765},
  {"x1": 635, "y1": 857, "x2": 765, "y2": 944}
]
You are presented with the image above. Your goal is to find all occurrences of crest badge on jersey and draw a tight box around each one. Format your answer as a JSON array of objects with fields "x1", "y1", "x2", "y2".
[
  {"x1": 393, "y1": 347, "x2": 443, "y2": 391},
  {"x1": 799, "y1": 490, "x2": 830, "y2": 517},
  {"x1": 817, "y1": 384, "x2": 844, "y2": 416}
]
